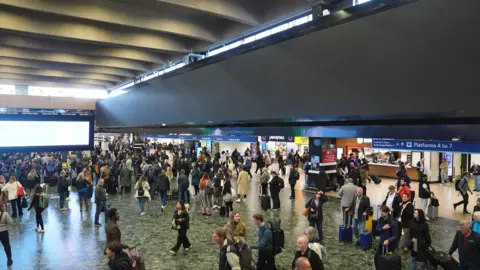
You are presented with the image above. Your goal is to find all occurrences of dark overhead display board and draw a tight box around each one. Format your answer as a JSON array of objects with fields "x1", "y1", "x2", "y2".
[{"x1": 96, "y1": 0, "x2": 480, "y2": 128}]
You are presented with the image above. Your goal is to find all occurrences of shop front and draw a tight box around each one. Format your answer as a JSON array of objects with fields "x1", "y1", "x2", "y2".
[
  {"x1": 371, "y1": 138, "x2": 480, "y2": 182},
  {"x1": 260, "y1": 135, "x2": 295, "y2": 161}
]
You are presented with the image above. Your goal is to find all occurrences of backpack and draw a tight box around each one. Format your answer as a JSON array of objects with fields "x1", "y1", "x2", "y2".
[
  {"x1": 138, "y1": 185, "x2": 145, "y2": 196},
  {"x1": 28, "y1": 171, "x2": 36, "y2": 181},
  {"x1": 244, "y1": 158, "x2": 252, "y2": 168},
  {"x1": 293, "y1": 169, "x2": 300, "y2": 180},
  {"x1": 277, "y1": 177, "x2": 284, "y2": 189},
  {"x1": 147, "y1": 167, "x2": 156, "y2": 182},
  {"x1": 267, "y1": 219, "x2": 284, "y2": 254},
  {"x1": 455, "y1": 177, "x2": 463, "y2": 191},
  {"x1": 39, "y1": 193, "x2": 49, "y2": 209},
  {"x1": 229, "y1": 242, "x2": 254, "y2": 270},
  {"x1": 128, "y1": 249, "x2": 146, "y2": 270}
]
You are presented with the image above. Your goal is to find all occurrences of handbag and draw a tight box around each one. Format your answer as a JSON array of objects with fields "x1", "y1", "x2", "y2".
[
  {"x1": 303, "y1": 208, "x2": 310, "y2": 217},
  {"x1": 21, "y1": 197, "x2": 28, "y2": 208},
  {"x1": 16, "y1": 182, "x2": 25, "y2": 197}
]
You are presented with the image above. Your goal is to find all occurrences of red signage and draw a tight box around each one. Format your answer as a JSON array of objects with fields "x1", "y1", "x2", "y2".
[{"x1": 322, "y1": 149, "x2": 337, "y2": 163}]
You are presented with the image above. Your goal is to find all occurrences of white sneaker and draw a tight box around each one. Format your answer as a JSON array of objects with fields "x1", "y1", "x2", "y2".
[
  {"x1": 35, "y1": 227, "x2": 40, "y2": 232},
  {"x1": 185, "y1": 204, "x2": 190, "y2": 208},
  {"x1": 140, "y1": 212, "x2": 145, "y2": 216},
  {"x1": 65, "y1": 197, "x2": 70, "y2": 201},
  {"x1": 212, "y1": 205, "x2": 218, "y2": 209},
  {"x1": 425, "y1": 217, "x2": 430, "y2": 221},
  {"x1": 235, "y1": 199, "x2": 241, "y2": 203},
  {"x1": 38, "y1": 229, "x2": 45, "y2": 233}
]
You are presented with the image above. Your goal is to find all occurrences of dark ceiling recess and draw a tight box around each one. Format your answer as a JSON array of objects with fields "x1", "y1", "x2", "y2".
[{"x1": 96, "y1": 0, "x2": 480, "y2": 131}]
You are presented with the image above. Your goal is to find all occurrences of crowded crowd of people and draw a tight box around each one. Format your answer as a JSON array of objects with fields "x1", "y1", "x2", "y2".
[{"x1": 0, "y1": 140, "x2": 479, "y2": 269}]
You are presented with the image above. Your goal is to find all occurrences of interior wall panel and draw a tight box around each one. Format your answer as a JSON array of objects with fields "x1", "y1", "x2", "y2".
[
  {"x1": 0, "y1": 94, "x2": 96, "y2": 110},
  {"x1": 96, "y1": 0, "x2": 480, "y2": 127}
]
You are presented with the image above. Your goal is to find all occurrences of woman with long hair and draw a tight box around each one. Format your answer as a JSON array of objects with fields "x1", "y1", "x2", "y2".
[
  {"x1": 0, "y1": 201, "x2": 13, "y2": 265},
  {"x1": 134, "y1": 176, "x2": 151, "y2": 216},
  {"x1": 304, "y1": 226, "x2": 325, "y2": 260},
  {"x1": 170, "y1": 200, "x2": 191, "y2": 255},
  {"x1": 85, "y1": 168, "x2": 94, "y2": 210},
  {"x1": 199, "y1": 173, "x2": 213, "y2": 216},
  {"x1": 28, "y1": 185, "x2": 46, "y2": 233},
  {"x1": 409, "y1": 209, "x2": 431, "y2": 270},
  {"x1": 1, "y1": 176, "x2": 23, "y2": 218},
  {"x1": 225, "y1": 211, "x2": 247, "y2": 242}
]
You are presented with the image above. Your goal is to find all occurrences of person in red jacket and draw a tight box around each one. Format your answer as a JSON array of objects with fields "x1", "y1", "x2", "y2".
[{"x1": 397, "y1": 178, "x2": 411, "y2": 202}]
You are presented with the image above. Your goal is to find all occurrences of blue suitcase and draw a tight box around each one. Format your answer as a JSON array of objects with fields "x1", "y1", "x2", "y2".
[
  {"x1": 339, "y1": 213, "x2": 353, "y2": 242},
  {"x1": 360, "y1": 230, "x2": 372, "y2": 250}
]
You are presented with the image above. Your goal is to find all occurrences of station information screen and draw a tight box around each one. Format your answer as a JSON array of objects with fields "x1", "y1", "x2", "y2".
[{"x1": 0, "y1": 115, "x2": 94, "y2": 152}]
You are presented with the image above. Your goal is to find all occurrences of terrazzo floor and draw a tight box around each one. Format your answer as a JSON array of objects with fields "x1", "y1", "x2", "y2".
[{"x1": 0, "y1": 170, "x2": 463, "y2": 270}]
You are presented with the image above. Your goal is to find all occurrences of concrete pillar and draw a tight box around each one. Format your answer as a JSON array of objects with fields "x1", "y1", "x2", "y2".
[{"x1": 430, "y1": 152, "x2": 440, "y2": 182}]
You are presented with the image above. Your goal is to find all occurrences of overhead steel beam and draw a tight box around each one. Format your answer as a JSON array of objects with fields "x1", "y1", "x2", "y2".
[
  {"x1": 158, "y1": 0, "x2": 258, "y2": 26},
  {"x1": 0, "y1": 46, "x2": 152, "y2": 72},
  {"x1": 0, "y1": 34, "x2": 167, "y2": 64},
  {"x1": 0, "y1": 79, "x2": 106, "y2": 90},
  {"x1": 0, "y1": 9, "x2": 190, "y2": 53},
  {"x1": 0, "y1": 66, "x2": 123, "y2": 84},
  {"x1": 0, "y1": 73, "x2": 112, "y2": 88},
  {"x1": 0, "y1": 0, "x2": 217, "y2": 43},
  {"x1": 0, "y1": 57, "x2": 136, "y2": 78}
]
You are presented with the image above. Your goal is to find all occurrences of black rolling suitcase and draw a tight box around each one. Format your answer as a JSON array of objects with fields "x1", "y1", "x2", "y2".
[
  {"x1": 378, "y1": 246, "x2": 401, "y2": 270},
  {"x1": 261, "y1": 195, "x2": 271, "y2": 211},
  {"x1": 371, "y1": 174, "x2": 382, "y2": 185},
  {"x1": 427, "y1": 246, "x2": 459, "y2": 270}
]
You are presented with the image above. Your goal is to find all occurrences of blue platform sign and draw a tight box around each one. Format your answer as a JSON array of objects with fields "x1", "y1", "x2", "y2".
[
  {"x1": 372, "y1": 138, "x2": 480, "y2": 154},
  {"x1": 142, "y1": 134, "x2": 257, "y2": 143}
]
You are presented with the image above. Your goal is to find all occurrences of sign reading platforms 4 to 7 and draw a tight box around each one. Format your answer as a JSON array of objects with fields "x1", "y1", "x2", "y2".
[{"x1": 372, "y1": 138, "x2": 480, "y2": 154}]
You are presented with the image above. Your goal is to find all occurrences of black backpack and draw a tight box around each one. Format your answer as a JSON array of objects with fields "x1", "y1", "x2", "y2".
[
  {"x1": 147, "y1": 167, "x2": 156, "y2": 182},
  {"x1": 267, "y1": 219, "x2": 284, "y2": 254},
  {"x1": 229, "y1": 242, "x2": 254, "y2": 270}
]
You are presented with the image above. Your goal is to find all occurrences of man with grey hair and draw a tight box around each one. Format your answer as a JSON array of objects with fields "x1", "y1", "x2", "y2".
[
  {"x1": 292, "y1": 235, "x2": 324, "y2": 270},
  {"x1": 294, "y1": 257, "x2": 312, "y2": 270},
  {"x1": 448, "y1": 220, "x2": 480, "y2": 269}
]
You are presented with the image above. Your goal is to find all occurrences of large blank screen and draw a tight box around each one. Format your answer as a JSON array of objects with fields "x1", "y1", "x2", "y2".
[{"x1": 0, "y1": 121, "x2": 90, "y2": 147}]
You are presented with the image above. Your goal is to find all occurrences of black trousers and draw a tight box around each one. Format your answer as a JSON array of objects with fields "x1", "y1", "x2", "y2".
[
  {"x1": 171, "y1": 228, "x2": 191, "y2": 252},
  {"x1": 9, "y1": 198, "x2": 22, "y2": 217},
  {"x1": 0, "y1": 230, "x2": 11, "y2": 259},
  {"x1": 225, "y1": 201, "x2": 233, "y2": 217},
  {"x1": 261, "y1": 183, "x2": 268, "y2": 196},
  {"x1": 454, "y1": 192, "x2": 469, "y2": 212},
  {"x1": 193, "y1": 185, "x2": 200, "y2": 196},
  {"x1": 36, "y1": 208, "x2": 45, "y2": 230},
  {"x1": 290, "y1": 183, "x2": 295, "y2": 198},
  {"x1": 257, "y1": 249, "x2": 276, "y2": 270},
  {"x1": 271, "y1": 191, "x2": 280, "y2": 209}
]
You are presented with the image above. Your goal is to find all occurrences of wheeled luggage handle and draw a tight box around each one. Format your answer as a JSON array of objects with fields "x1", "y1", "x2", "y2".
[
  {"x1": 382, "y1": 245, "x2": 389, "y2": 255},
  {"x1": 343, "y1": 210, "x2": 351, "y2": 228}
]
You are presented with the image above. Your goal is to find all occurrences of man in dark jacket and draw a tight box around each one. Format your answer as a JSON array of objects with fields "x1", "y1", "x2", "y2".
[
  {"x1": 269, "y1": 172, "x2": 284, "y2": 211},
  {"x1": 251, "y1": 213, "x2": 275, "y2": 270},
  {"x1": 157, "y1": 169, "x2": 170, "y2": 211},
  {"x1": 94, "y1": 178, "x2": 107, "y2": 226},
  {"x1": 382, "y1": 185, "x2": 402, "y2": 218},
  {"x1": 449, "y1": 220, "x2": 480, "y2": 269},
  {"x1": 291, "y1": 235, "x2": 324, "y2": 270},
  {"x1": 106, "y1": 241, "x2": 132, "y2": 270},
  {"x1": 289, "y1": 166, "x2": 300, "y2": 199},
  {"x1": 105, "y1": 208, "x2": 134, "y2": 251},
  {"x1": 374, "y1": 205, "x2": 399, "y2": 270},
  {"x1": 346, "y1": 187, "x2": 371, "y2": 246},
  {"x1": 177, "y1": 169, "x2": 190, "y2": 207}
]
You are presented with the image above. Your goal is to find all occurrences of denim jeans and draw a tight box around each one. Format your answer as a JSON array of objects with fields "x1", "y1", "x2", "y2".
[
  {"x1": 440, "y1": 172, "x2": 448, "y2": 184},
  {"x1": 138, "y1": 197, "x2": 147, "y2": 212},
  {"x1": 94, "y1": 202, "x2": 107, "y2": 224},
  {"x1": 352, "y1": 218, "x2": 365, "y2": 244},
  {"x1": 59, "y1": 192, "x2": 66, "y2": 209},
  {"x1": 410, "y1": 255, "x2": 430, "y2": 270},
  {"x1": 179, "y1": 189, "x2": 190, "y2": 204},
  {"x1": 158, "y1": 189, "x2": 167, "y2": 206},
  {"x1": 474, "y1": 175, "x2": 480, "y2": 191}
]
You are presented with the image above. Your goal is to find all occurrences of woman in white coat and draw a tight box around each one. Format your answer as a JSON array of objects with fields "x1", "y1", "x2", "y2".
[
  {"x1": 135, "y1": 175, "x2": 151, "y2": 216},
  {"x1": 1, "y1": 176, "x2": 23, "y2": 218}
]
